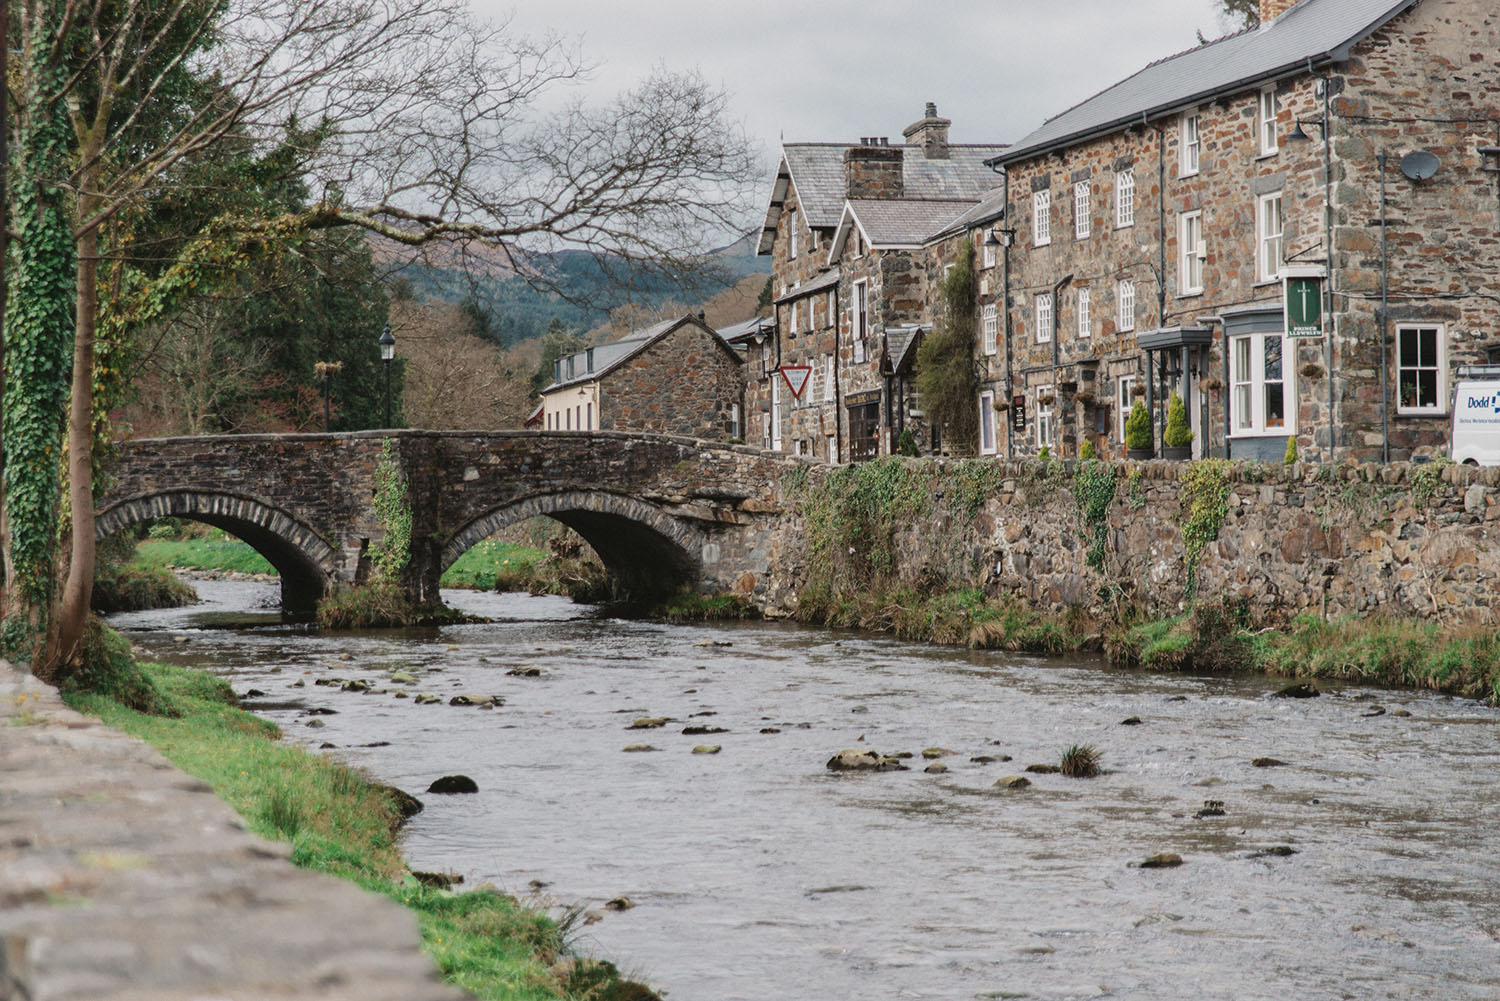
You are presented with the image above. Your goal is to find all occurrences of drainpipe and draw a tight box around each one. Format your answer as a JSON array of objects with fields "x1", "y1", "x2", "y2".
[
  {"x1": 1053, "y1": 272, "x2": 1073, "y2": 452},
  {"x1": 1378, "y1": 148, "x2": 1390, "y2": 463},
  {"x1": 1321, "y1": 71, "x2": 1336, "y2": 461},
  {"x1": 1154, "y1": 116, "x2": 1167, "y2": 331},
  {"x1": 834, "y1": 285, "x2": 843, "y2": 462}
]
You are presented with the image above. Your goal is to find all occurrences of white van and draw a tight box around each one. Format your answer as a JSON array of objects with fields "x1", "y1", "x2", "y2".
[{"x1": 1449, "y1": 366, "x2": 1500, "y2": 465}]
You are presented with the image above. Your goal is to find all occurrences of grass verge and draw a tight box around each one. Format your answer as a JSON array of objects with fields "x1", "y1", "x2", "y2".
[
  {"x1": 131, "y1": 535, "x2": 276, "y2": 576},
  {"x1": 64, "y1": 652, "x2": 659, "y2": 1000},
  {"x1": 441, "y1": 541, "x2": 548, "y2": 590}
]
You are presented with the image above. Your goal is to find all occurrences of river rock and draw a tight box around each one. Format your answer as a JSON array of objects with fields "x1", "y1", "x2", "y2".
[
  {"x1": 319, "y1": 741, "x2": 336, "y2": 749},
  {"x1": 393, "y1": 690, "x2": 408, "y2": 699},
  {"x1": 1390, "y1": 708, "x2": 1412, "y2": 717},
  {"x1": 622, "y1": 744, "x2": 659, "y2": 752},
  {"x1": 506, "y1": 666, "x2": 545, "y2": 677},
  {"x1": 1134, "y1": 853, "x2": 1184, "y2": 869},
  {"x1": 994, "y1": 775, "x2": 1031, "y2": 790},
  {"x1": 449, "y1": 694, "x2": 503, "y2": 707},
  {"x1": 414, "y1": 693, "x2": 442, "y2": 705},
  {"x1": 604, "y1": 896, "x2": 634, "y2": 911},
  {"x1": 924, "y1": 762, "x2": 948, "y2": 774},
  {"x1": 314, "y1": 677, "x2": 340, "y2": 687},
  {"x1": 682, "y1": 725, "x2": 728, "y2": 735},
  {"x1": 390, "y1": 672, "x2": 418, "y2": 684},
  {"x1": 921, "y1": 747, "x2": 955, "y2": 759},
  {"x1": 696, "y1": 639, "x2": 732, "y2": 647},
  {"x1": 628, "y1": 717, "x2": 670, "y2": 729},
  {"x1": 1273, "y1": 682, "x2": 1321, "y2": 698},
  {"x1": 412, "y1": 870, "x2": 463, "y2": 889},
  {"x1": 290, "y1": 679, "x2": 305, "y2": 687},
  {"x1": 692, "y1": 745, "x2": 721, "y2": 754},
  {"x1": 1121, "y1": 716, "x2": 1144, "y2": 725},
  {"x1": 303, "y1": 706, "x2": 337, "y2": 716},
  {"x1": 306, "y1": 719, "x2": 325, "y2": 728},
  {"x1": 375, "y1": 784, "x2": 424, "y2": 822},
  {"x1": 242, "y1": 688, "x2": 266, "y2": 698},
  {"x1": 825, "y1": 749, "x2": 906, "y2": 772},
  {"x1": 1247, "y1": 845, "x2": 1299, "y2": 859},
  {"x1": 759, "y1": 727, "x2": 781, "y2": 734},
  {"x1": 427, "y1": 775, "x2": 479, "y2": 794},
  {"x1": 1024, "y1": 763, "x2": 1060, "y2": 774},
  {"x1": 1251, "y1": 757, "x2": 1289, "y2": 767}
]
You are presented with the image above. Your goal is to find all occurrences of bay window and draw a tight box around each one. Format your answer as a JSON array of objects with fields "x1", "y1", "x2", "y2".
[{"x1": 1230, "y1": 332, "x2": 1291, "y2": 435}]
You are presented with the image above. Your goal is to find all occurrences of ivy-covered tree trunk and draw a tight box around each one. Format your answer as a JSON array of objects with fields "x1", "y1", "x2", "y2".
[{"x1": 1, "y1": 11, "x2": 77, "y2": 670}]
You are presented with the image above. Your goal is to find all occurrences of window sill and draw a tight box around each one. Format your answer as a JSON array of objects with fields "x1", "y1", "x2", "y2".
[
  {"x1": 1179, "y1": 170, "x2": 1199, "y2": 180},
  {"x1": 1255, "y1": 150, "x2": 1279, "y2": 161},
  {"x1": 1178, "y1": 289, "x2": 1204, "y2": 299},
  {"x1": 1229, "y1": 428, "x2": 1295, "y2": 438},
  {"x1": 1395, "y1": 409, "x2": 1448, "y2": 419},
  {"x1": 1252, "y1": 277, "x2": 1280, "y2": 288}
]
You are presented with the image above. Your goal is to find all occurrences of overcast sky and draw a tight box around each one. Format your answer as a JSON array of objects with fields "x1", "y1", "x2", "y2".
[{"x1": 491, "y1": 1, "x2": 1240, "y2": 166}]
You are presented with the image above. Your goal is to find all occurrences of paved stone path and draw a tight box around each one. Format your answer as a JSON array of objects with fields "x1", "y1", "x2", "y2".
[{"x1": 0, "y1": 661, "x2": 468, "y2": 1001}]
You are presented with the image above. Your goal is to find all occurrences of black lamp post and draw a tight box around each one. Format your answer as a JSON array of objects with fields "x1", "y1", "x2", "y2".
[{"x1": 378, "y1": 324, "x2": 395, "y2": 428}]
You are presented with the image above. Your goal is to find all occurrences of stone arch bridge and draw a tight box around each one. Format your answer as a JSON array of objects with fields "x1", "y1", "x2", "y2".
[{"x1": 99, "y1": 431, "x2": 802, "y2": 615}]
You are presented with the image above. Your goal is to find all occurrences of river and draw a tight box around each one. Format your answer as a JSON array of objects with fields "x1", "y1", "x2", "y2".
[{"x1": 108, "y1": 579, "x2": 1500, "y2": 1001}]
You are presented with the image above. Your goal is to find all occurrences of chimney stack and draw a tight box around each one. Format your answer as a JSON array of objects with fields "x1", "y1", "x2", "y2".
[
  {"x1": 902, "y1": 102, "x2": 951, "y2": 160},
  {"x1": 844, "y1": 141, "x2": 904, "y2": 199},
  {"x1": 1258, "y1": 0, "x2": 1303, "y2": 24}
]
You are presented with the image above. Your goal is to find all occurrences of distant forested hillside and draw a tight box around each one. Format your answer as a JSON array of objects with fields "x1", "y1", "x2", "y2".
[{"x1": 390, "y1": 231, "x2": 769, "y2": 344}]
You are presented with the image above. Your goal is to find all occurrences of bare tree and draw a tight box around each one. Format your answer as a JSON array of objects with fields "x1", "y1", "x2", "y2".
[
  {"x1": 393, "y1": 299, "x2": 533, "y2": 429},
  {"x1": 7, "y1": 0, "x2": 757, "y2": 677}
]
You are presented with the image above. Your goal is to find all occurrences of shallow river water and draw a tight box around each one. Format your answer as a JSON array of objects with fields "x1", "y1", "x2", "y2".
[{"x1": 110, "y1": 580, "x2": 1500, "y2": 1001}]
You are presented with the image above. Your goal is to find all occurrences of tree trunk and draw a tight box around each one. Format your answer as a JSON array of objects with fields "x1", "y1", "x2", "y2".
[{"x1": 51, "y1": 183, "x2": 100, "y2": 673}]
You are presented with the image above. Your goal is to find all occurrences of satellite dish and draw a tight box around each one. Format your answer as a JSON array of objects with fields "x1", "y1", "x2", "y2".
[{"x1": 1400, "y1": 150, "x2": 1440, "y2": 181}]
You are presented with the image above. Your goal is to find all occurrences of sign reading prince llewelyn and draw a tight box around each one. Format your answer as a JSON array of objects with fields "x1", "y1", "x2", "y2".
[{"x1": 1284, "y1": 272, "x2": 1324, "y2": 339}]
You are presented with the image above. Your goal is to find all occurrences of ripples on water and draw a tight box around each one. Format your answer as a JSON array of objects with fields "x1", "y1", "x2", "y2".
[{"x1": 111, "y1": 580, "x2": 1500, "y2": 1001}]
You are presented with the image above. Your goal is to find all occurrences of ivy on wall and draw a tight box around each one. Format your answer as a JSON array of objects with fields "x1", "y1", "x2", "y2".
[
  {"x1": 1179, "y1": 459, "x2": 1232, "y2": 596},
  {"x1": 1072, "y1": 459, "x2": 1118, "y2": 571},
  {"x1": 368, "y1": 439, "x2": 412, "y2": 581}
]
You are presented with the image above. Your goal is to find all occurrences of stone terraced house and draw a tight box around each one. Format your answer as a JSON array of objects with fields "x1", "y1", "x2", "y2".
[
  {"x1": 754, "y1": 105, "x2": 1005, "y2": 461},
  {"x1": 753, "y1": 0, "x2": 1500, "y2": 465}
]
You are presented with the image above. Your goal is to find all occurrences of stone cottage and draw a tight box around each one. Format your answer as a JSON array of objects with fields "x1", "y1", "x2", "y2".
[
  {"x1": 539, "y1": 314, "x2": 745, "y2": 440},
  {"x1": 985, "y1": 0, "x2": 1500, "y2": 462}
]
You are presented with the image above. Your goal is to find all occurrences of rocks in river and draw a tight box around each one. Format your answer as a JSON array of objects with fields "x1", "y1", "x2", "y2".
[
  {"x1": 1133, "y1": 852, "x2": 1184, "y2": 869},
  {"x1": 1251, "y1": 757, "x2": 1289, "y2": 768},
  {"x1": 970, "y1": 755, "x2": 1009, "y2": 764},
  {"x1": 759, "y1": 727, "x2": 782, "y2": 734},
  {"x1": 412, "y1": 870, "x2": 463, "y2": 889},
  {"x1": 993, "y1": 775, "x2": 1031, "y2": 790},
  {"x1": 825, "y1": 749, "x2": 907, "y2": 772},
  {"x1": 1361, "y1": 705, "x2": 1387, "y2": 717},
  {"x1": 692, "y1": 745, "x2": 722, "y2": 755},
  {"x1": 427, "y1": 775, "x2": 478, "y2": 794},
  {"x1": 1272, "y1": 682, "x2": 1321, "y2": 699},
  {"x1": 923, "y1": 762, "x2": 948, "y2": 774},
  {"x1": 1247, "y1": 845, "x2": 1298, "y2": 859},
  {"x1": 1024, "y1": 763, "x2": 1060, "y2": 774},
  {"x1": 389, "y1": 672, "x2": 418, "y2": 684},
  {"x1": 303, "y1": 706, "x2": 337, "y2": 716},
  {"x1": 242, "y1": 688, "x2": 266, "y2": 698},
  {"x1": 449, "y1": 694, "x2": 503, "y2": 707},
  {"x1": 622, "y1": 744, "x2": 659, "y2": 753},
  {"x1": 393, "y1": 691, "x2": 408, "y2": 699},
  {"x1": 604, "y1": 896, "x2": 634, "y2": 911},
  {"x1": 628, "y1": 717, "x2": 670, "y2": 730},
  {"x1": 374, "y1": 784, "x2": 424, "y2": 822},
  {"x1": 1390, "y1": 707, "x2": 1412, "y2": 717},
  {"x1": 319, "y1": 741, "x2": 336, "y2": 749},
  {"x1": 1194, "y1": 800, "x2": 1227, "y2": 818},
  {"x1": 314, "y1": 678, "x2": 340, "y2": 687},
  {"x1": 306, "y1": 719, "x2": 325, "y2": 728},
  {"x1": 1121, "y1": 716, "x2": 1143, "y2": 726},
  {"x1": 921, "y1": 747, "x2": 955, "y2": 759},
  {"x1": 413, "y1": 693, "x2": 442, "y2": 705},
  {"x1": 290, "y1": 679, "x2": 306, "y2": 687},
  {"x1": 506, "y1": 666, "x2": 545, "y2": 677},
  {"x1": 682, "y1": 725, "x2": 728, "y2": 735},
  {"x1": 695, "y1": 639, "x2": 732, "y2": 648}
]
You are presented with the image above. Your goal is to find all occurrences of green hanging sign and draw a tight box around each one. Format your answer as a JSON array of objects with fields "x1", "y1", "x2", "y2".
[{"x1": 1285, "y1": 274, "x2": 1323, "y2": 339}]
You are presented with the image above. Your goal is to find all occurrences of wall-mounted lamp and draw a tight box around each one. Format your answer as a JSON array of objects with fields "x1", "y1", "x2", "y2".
[
  {"x1": 1287, "y1": 118, "x2": 1326, "y2": 143},
  {"x1": 985, "y1": 228, "x2": 1017, "y2": 249}
]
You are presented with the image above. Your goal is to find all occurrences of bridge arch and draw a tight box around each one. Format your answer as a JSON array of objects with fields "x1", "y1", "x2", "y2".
[
  {"x1": 96, "y1": 490, "x2": 341, "y2": 615},
  {"x1": 441, "y1": 490, "x2": 705, "y2": 601}
]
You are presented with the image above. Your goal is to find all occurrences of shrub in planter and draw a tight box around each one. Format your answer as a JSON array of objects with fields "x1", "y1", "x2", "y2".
[
  {"x1": 1125, "y1": 400, "x2": 1153, "y2": 457},
  {"x1": 1164, "y1": 392, "x2": 1193, "y2": 445}
]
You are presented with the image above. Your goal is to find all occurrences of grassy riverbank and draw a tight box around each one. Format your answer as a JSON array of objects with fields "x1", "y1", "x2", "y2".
[
  {"x1": 787, "y1": 584, "x2": 1500, "y2": 704},
  {"x1": 65, "y1": 652, "x2": 657, "y2": 1001}
]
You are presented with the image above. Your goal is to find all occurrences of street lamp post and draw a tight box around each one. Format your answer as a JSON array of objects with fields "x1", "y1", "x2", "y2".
[{"x1": 378, "y1": 325, "x2": 395, "y2": 428}]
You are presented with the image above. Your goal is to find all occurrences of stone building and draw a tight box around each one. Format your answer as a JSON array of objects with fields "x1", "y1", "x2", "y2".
[
  {"x1": 754, "y1": 106, "x2": 1005, "y2": 460},
  {"x1": 539, "y1": 315, "x2": 745, "y2": 440},
  {"x1": 985, "y1": 0, "x2": 1500, "y2": 462}
]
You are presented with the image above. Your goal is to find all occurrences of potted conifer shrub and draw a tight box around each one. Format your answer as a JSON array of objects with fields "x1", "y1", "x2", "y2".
[
  {"x1": 1125, "y1": 399, "x2": 1153, "y2": 460},
  {"x1": 1162, "y1": 391, "x2": 1193, "y2": 460}
]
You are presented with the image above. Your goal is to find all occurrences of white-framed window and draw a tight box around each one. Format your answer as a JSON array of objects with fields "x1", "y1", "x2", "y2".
[
  {"x1": 771, "y1": 377, "x2": 783, "y2": 450},
  {"x1": 852, "y1": 280, "x2": 868, "y2": 363},
  {"x1": 1074, "y1": 181, "x2": 1091, "y2": 239},
  {"x1": 789, "y1": 299, "x2": 800, "y2": 334},
  {"x1": 1180, "y1": 112, "x2": 1201, "y2": 176},
  {"x1": 823, "y1": 353, "x2": 835, "y2": 402},
  {"x1": 1258, "y1": 86, "x2": 1279, "y2": 156},
  {"x1": 586, "y1": 402, "x2": 593, "y2": 429},
  {"x1": 1033, "y1": 189, "x2": 1051, "y2": 246},
  {"x1": 788, "y1": 206, "x2": 798, "y2": 258},
  {"x1": 1230, "y1": 332, "x2": 1291, "y2": 435},
  {"x1": 1117, "y1": 375, "x2": 1136, "y2": 441},
  {"x1": 978, "y1": 390, "x2": 997, "y2": 455},
  {"x1": 1396, "y1": 325, "x2": 1446, "y2": 414},
  {"x1": 1116, "y1": 169, "x2": 1135, "y2": 228},
  {"x1": 1035, "y1": 294, "x2": 1052, "y2": 344},
  {"x1": 1035, "y1": 384, "x2": 1055, "y2": 448},
  {"x1": 826, "y1": 290, "x2": 836, "y2": 328},
  {"x1": 1179, "y1": 210, "x2": 1204, "y2": 295},
  {"x1": 827, "y1": 433, "x2": 838, "y2": 464},
  {"x1": 982, "y1": 237, "x2": 997, "y2": 270},
  {"x1": 1257, "y1": 192, "x2": 1284, "y2": 283},
  {"x1": 1117, "y1": 278, "x2": 1136, "y2": 332},
  {"x1": 1077, "y1": 286, "x2": 1091, "y2": 339},
  {"x1": 982, "y1": 303, "x2": 998, "y2": 355}
]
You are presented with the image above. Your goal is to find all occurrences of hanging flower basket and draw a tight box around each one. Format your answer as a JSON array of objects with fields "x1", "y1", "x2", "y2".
[
  {"x1": 1074, "y1": 390, "x2": 1097, "y2": 405},
  {"x1": 1037, "y1": 394, "x2": 1056, "y2": 406},
  {"x1": 993, "y1": 399, "x2": 1011, "y2": 412},
  {"x1": 1202, "y1": 376, "x2": 1223, "y2": 392},
  {"x1": 1130, "y1": 383, "x2": 1147, "y2": 398}
]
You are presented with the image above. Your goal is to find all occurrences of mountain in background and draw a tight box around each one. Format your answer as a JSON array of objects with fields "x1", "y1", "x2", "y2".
[{"x1": 387, "y1": 231, "x2": 769, "y2": 345}]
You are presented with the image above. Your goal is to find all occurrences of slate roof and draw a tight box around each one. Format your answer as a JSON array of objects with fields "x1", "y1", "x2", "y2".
[
  {"x1": 544, "y1": 315, "x2": 738, "y2": 393},
  {"x1": 759, "y1": 142, "x2": 1006, "y2": 254},
  {"x1": 772, "y1": 268, "x2": 841, "y2": 305},
  {"x1": 995, "y1": 0, "x2": 1421, "y2": 164},
  {"x1": 846, "y1": 199, "x2": 982, "y2": 247},
  {"x1": 928, "y1": 186, "x2": 1008, "y2": 241},
  {"x1": 882, "y1": 325, "x2": 927, "y2": 376},
  {"x1": 717, "y1": 315, "x2": 775, "y2": 345}
]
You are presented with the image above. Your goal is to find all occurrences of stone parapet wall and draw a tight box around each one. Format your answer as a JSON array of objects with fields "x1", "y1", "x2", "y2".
[{"x1": 760, "y1": 458, "x2": 1500, "y2": 627}]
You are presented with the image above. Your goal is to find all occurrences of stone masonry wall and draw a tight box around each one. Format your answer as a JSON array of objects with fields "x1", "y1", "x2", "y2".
[
  {"x1": 599, "y1": 325, "x2": 744, "y2": 439},
  {"x1": 756, "y1": 457, "x2": 1500, "y2": 628}
]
